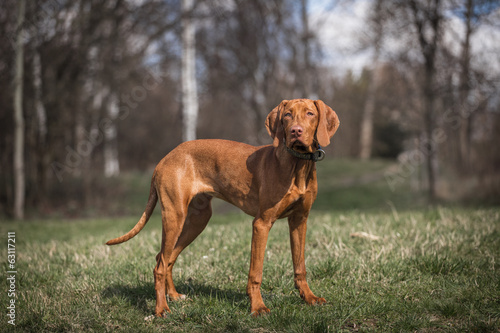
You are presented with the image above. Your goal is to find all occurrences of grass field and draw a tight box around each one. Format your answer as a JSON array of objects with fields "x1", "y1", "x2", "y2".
[{"x1": 1, "y1": 160, "x2": 499, "y2": 332}]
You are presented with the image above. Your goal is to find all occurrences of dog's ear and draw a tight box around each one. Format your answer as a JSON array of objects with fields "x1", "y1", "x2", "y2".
[
  {"x1": 314, "y1": 100, "x2": 340, "y2": 147},
  {"x1": 266, "y1": 100, "x2": 288, "y2": 147}
]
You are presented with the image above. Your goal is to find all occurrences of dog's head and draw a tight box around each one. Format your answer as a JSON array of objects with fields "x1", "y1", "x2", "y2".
[{"x1": 266, "y1": 99, "x2": 340, "y2": 153}]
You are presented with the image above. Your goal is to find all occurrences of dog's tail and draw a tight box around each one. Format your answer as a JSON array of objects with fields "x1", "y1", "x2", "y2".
[{"x1": 105, "y1": 174, "x2": 158, "y2": 245}]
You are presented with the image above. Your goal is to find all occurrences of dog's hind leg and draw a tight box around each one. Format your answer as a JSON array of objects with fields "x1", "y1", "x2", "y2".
[
  {"x1": 165, "y1": 194, "x2": 213, "y2": 301},
  {"x1": 153, "y1": 196, "x2": 187, "y2": 317}
]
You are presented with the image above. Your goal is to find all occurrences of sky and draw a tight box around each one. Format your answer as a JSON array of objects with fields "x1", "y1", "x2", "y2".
[
  {"x1": 308, "y1": 0, "x2": 500, "y2": 78},
  {"x1": 310, "y1": 0, "x2": 373, "y2": 75}
]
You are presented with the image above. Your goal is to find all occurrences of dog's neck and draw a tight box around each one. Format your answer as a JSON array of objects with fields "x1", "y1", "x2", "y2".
[{"x1": 275, "y1": 144, "x2": 316, "y2": 187}]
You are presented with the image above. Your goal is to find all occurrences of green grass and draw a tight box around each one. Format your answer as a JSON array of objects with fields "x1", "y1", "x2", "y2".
[
  {"x1": 1, "y1": 208, "x2": 499, "y2": 332},
  {"x1": 1, "y1": 159, "x2": 498, "y2": 331},
  {"x1": 314, "y1": 158, "x2": 426, "y2": 212}
]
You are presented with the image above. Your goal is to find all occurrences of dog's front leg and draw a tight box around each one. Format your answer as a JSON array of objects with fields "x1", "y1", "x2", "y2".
[
  {"x1": 288, "y1": 214, "x2": 326, "y2": 305},
  {"x1": 247, "y1": 217, "x2": 273, "y2": 316}
]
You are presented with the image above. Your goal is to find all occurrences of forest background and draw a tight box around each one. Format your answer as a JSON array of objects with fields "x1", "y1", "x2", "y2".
[{"x1": 1, "y1": 0, "x2": 499, "y2": 219}]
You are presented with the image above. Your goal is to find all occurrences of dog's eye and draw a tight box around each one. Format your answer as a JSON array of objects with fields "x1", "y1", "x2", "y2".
[
  {"x1": 307, "y1": 112, "x2": 315, "y2": 117},
  {"x1": 284, "y1": 112, "x2": 292, "y2": 118}
]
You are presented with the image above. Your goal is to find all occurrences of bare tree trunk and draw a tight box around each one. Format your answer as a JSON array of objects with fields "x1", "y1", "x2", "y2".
[
  {"x1": 104, "y1": 93, "x2": 120, "y2": 177},
  {"x1": 459, "y1": 0, "x2": 473, "y2": 172},
  {"x1": 423, "y1": 69, "x2": 437, "y2": 201},
  {"x1": 13, "y1": 0, "x2": 26, "y2": 219},
  {"x1": 249, "y1": 66, "x2": 268, "y2": 145},
  {"x1": 33, "y1": 51, "x2": 47, "y2": 146},
  {"x1": 74, "y1": 84, "x2": 95, "y2": 207},
  {"x1": 360, "y1": 0, "x2": 383, "y2": 160},
  {"x1": 300, "y1": 0, "x2": 314, "y2": 99},
  {"x1": 359, "y1": 64, "x2": 378, "y2": 160},
  {"x1": 74, "y1": 89, "x2": 85, "y2": 179},
  {"x1": 33, "y1": 49, "x2": 48, "y2": 207},
  {"x1": 359, "y1": 50, "x2": 382, "y2": 160},
  {"x1": 409, "y1": 0, "x2": 442, "y2": 201},
  {"x1": 359, "y1": 66, "x2": 379, "y2": 160},
  {"x1": 181, "y1": 0, "x2": 198, "y2": 142}
]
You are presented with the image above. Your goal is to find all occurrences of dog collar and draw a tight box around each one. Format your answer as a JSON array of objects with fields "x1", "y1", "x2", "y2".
[{"x1": 284, "y1": 140, "x2": 325, "y2": 162}]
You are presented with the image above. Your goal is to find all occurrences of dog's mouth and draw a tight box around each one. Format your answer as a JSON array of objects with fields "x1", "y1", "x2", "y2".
[{"x1": 290, "y1": 140, "x2": 312, "y2": 153}]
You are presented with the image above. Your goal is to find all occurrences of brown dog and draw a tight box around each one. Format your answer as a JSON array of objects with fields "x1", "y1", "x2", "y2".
[{"x1": 106, "y1": 99, "x2": 340, "y2": 317}]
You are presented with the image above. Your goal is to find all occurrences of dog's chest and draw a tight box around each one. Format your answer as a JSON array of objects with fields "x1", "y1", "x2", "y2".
[{"x1": 277, "y1": 186, "x2": 312, "y2": 218}]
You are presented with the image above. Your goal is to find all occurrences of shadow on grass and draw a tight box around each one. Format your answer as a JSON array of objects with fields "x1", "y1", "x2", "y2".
[
  {"x1": 102, "y1": 280, "x2": 249, "y2": 314},
  {"x1": 102, "y1": 281, "x2": 153, "y2": 314}
]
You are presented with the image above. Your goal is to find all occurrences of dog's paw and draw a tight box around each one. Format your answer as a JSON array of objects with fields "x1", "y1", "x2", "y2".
[
  {"x1": 306, "y1": 295, "x2": 326, "y2": 305},
  {"x1": 313, "y1": 297, "x2": 327, "y2": 305},
  {"x1": 250, "y1": 305, "x2": 271, "y2": 317},
  {"x1": 155, "y1": 306, "x2": 171, "y2": 317}
]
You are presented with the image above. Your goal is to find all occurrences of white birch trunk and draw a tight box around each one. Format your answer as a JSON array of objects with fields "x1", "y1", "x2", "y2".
[
  {"x1": 181, "y1": 0, "x2": 198, "y2": 142},
  {"x1": 13, "y1": 0, "x2": 26, "y2": 219}
]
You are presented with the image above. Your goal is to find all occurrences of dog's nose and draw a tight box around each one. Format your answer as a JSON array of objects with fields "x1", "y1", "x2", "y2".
[{"x1": 290, "y1": 125, "x2": 303, "y2": 137}]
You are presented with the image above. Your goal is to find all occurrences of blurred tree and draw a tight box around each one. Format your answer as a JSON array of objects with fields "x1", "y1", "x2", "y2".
[
  {"x1": 299, "y1": 0, "x2": 316, "y2": 99},
  {"x1": 408, "y1": 0, "x2": 443, "y2": 201},
  {"x1": 373, "y1": 121, "x2": 407, "y2": 158},
  {"x1": 182, "y1": 0, "x2": 199, "y2": 142},
  {"x1": 376, "y1": 0, "x2": 500, "y2": 200},
  {"x1": 327, "y1": 70, "x2": 367, "y2": 157},
  {"x1": 1, "y1": 0, "x2": 499, "y2": 216},
  {"x1": 359, "y1": 0, "x2": 384, "y2": 160},
  {"x1": 459, "y1": 0, "x2": 474, "y2": 169},
  {"x1": 13, "y1": 0, "x2": 26, "y2": 219},
  {"x1": 196, "y1": 0, "x2": 323, "y2": 144},
  {"x1": 456, "y1": 0, "x2": 498, "y2": 172},
  {"x1": 1, "y1": 0, "x2": 179, "y2": 214}
]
